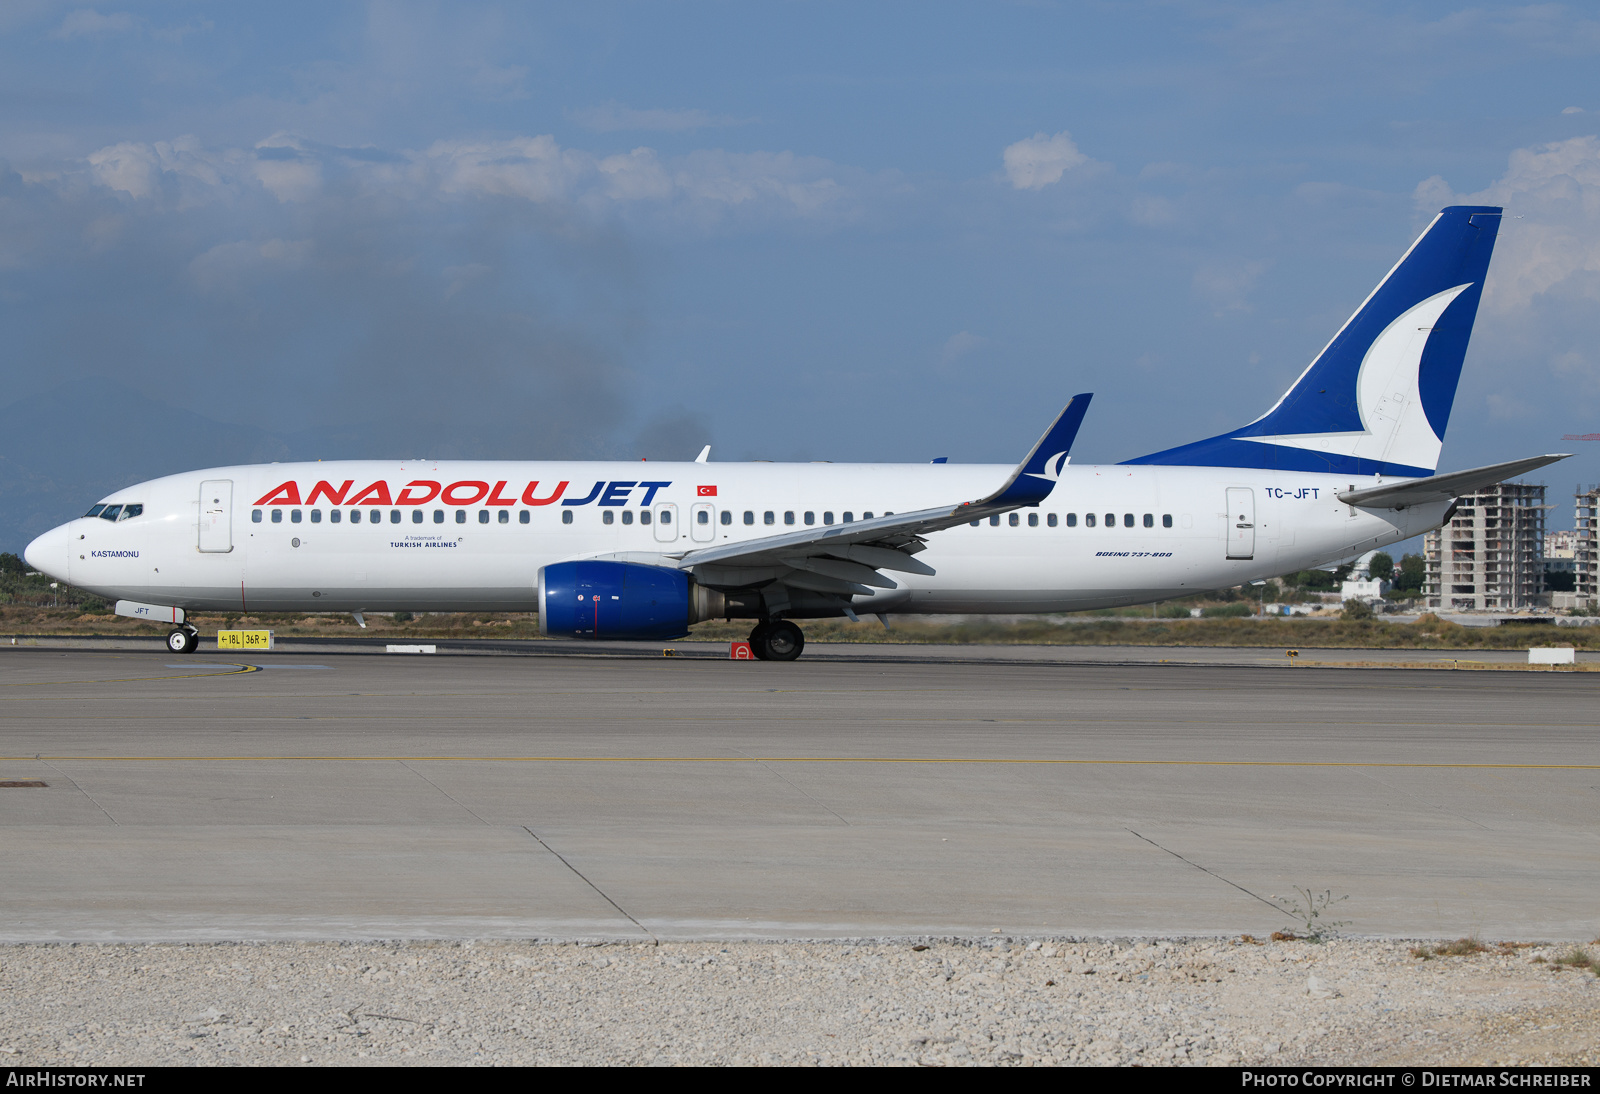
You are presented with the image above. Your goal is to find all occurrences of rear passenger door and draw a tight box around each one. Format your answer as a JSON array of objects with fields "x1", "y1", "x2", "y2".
[{"x1": 1225, "y1": 487, "x2": 1254, "y2": 560}]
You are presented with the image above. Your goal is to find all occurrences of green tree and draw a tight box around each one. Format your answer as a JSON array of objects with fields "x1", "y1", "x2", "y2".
[
  {"x1": 0, "y1": 553, "x2": 24, "y2": 575},
  {"x1": 1392, "y1": 553, "x2": 1425, "y2": 592},
  {"x1": 1368, "y1": 552, "x2": 1394, "y2": 582}
]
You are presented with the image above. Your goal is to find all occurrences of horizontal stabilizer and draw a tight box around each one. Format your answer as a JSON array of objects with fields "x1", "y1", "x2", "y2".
[{"x1": 1337, "y1": 454, "x2": 1571, "y2": 509}]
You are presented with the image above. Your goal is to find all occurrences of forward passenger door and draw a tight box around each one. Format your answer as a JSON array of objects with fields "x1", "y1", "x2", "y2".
[{"x1": 199, "y1": 480, "x2": 233, "y2": 553}]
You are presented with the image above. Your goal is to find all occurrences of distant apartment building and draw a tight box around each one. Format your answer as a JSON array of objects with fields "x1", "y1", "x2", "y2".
[
  {"x1": 1546, "y1": 529, "x2": 1579, "y2": 559},
  {"x1": 1423, "y1": 481, "x2": 1547, "y2": 610},
  {"x1": 1570, "y1": 487, "x2": 1600, "y2": 610}
]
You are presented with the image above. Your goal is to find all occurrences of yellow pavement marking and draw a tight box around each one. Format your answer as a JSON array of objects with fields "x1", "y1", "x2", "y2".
[
  {"x1": 1, "y1": 755, "x2": 1596, "y2": 770},
  {"x1": 0, "y1": 663, "x2": 262, "y2": 688}
]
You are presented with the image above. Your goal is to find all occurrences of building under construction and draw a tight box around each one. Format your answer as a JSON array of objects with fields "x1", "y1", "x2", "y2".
[
  {"x1": 1568, "y1": 486, "x2": 1600, "y2": 610},
  {"x1": 1423, "y1": 481, "x2": 1548, "y2": 610}
]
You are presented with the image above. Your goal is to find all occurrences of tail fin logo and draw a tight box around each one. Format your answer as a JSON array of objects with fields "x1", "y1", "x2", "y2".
[
  {"x1": 1121, "y1": 205, "x2": 1502, "y2": 478},
  {"x1": 1025, "y1": 451, "x2": 1071, "y2": 482},
  {"x1": 1240, "y1": 282, "x2": 1470, "y2": 472}
]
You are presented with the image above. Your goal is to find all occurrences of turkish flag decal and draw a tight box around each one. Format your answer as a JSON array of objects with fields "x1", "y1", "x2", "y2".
[{"x1": 697, "y1": 485, "x2": 717, "y2": 496}]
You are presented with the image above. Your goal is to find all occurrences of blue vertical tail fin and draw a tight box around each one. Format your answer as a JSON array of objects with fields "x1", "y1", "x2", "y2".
[{"x1": 1125, "y1": 206, "x2": 1502, "y2": 477}]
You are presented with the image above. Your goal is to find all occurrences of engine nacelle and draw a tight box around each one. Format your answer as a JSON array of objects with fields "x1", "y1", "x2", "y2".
[{"x1": 539, "y1": 560, "x2": 727, "y2": 640}]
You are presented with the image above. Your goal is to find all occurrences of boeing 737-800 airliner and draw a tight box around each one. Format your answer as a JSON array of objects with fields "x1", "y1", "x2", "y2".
[{"x1": 23, "y1": 205, "x2": 1567, "y2": 660}]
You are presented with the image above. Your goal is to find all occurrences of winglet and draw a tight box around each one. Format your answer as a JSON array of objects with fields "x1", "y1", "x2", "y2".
[{"x1": 975, "y1": 393, "x2": 1093, "y2": 508}]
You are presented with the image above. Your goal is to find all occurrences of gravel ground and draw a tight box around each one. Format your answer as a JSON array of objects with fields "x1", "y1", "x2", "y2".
[{"x1": 2, "y1": 938, "x2": 1597, "y2": 1067}]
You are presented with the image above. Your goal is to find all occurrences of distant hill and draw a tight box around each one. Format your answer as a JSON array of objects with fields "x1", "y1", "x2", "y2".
[{"x1": 0, "y1": 380, "x2": 289, "y2": 553}]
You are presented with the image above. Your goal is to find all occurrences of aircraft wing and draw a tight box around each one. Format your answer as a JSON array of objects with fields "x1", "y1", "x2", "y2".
[
  {"x1": 1336, "y1": 453, "x2": 1571, "y2": 510},
  {"x1": 672, "y1": 394, "x2": 1093, "y2": 598}
]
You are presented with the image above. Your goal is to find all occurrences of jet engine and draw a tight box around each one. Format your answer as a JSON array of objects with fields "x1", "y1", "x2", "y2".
[{"x1": 539, "y1": 560, "x2": 733, "y2": 640}]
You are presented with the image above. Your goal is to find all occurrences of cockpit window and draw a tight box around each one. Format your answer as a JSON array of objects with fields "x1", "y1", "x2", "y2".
[
  {"x1": 85, "y1": 504, "x2": 106, "y2": 518},
  {"x1": 118, "y1": 504, "x2": 143, "y2": 521},
  {"x1": 99, "y1": 505, "x2": 123, "y2": 521}
]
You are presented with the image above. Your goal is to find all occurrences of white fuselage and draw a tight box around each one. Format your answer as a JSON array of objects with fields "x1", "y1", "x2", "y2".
[{"x1": 32, "y1": 459, "x2": 1443, "y2": 616}]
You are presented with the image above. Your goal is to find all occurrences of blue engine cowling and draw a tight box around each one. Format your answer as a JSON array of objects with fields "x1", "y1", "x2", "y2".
[{"x1": 539, "y1": 561, "x2": 695, "y2": 640}]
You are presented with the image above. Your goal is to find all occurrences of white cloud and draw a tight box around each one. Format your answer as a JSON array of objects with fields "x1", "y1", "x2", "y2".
[
  {"x1": 77, "y1": 133, "x2": 861, "y2": 227},
  {"x1": 86, "y1": 142, "x2": 162, "y2": 199},
  {"x1": 1562, "y1": 106, "x2": 1586, "y2": 115},
  {"x1": 573, "y1": 102, "x2": 749, "y2": 133},
  {"x1": 188, "y1": 238, "x2": 311, "y2": 292},
  {"x1": 1002, "y1": 130, "x2": 1093, "y2": 190},
  {"x1": 51, "y1": 9, "x2": 136, "y2": 39},
  {"x1": 1193, "y1": 259, "x2": 1269, "y2": 315},
  {"x1": 938, "y1": 331, "x2": 985, "y2": 372},
  {"x1": 1417, "y1": 136, "x2": 1600, "y2": 314}
]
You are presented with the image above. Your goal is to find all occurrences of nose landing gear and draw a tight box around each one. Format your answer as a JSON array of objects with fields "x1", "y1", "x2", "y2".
[
  {"x1": 747, "y1": 619, "x2": 805, "y2": 662},
  {"x1": 167, "y1": 627, "x2": 200, "y2": 654}
]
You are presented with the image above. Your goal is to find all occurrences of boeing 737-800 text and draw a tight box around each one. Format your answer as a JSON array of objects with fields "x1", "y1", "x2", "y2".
[{"x1": 24, "y1": 205, "x2": 1566, "y2": 659}]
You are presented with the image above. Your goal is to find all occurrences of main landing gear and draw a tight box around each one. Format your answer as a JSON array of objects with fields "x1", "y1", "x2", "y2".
[
  {"x1": 748, "y1": 620, "x2": 805, "y2": 662},
  {"x1": 167, "y1": 627, "x2": 200, "y2": 654}
]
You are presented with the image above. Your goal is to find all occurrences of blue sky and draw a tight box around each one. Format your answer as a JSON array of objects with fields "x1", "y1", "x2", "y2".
[{"x1": 3, "y1": 1, "x2": 1600, "y2": 544}]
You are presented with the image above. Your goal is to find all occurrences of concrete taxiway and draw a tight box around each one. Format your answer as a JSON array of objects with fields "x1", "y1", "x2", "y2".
[{"x1": 1, "y1": 646, "x2": 1596, "y2": 941}]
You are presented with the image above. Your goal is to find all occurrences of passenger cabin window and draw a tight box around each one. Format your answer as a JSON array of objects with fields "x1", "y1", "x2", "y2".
[
  {"x1": 1009, "y1": 513, "x2": 1019, "y2": 527},
  {"x1": 561, "y1": 510, "x2": 573, "y2": 524},
  {"x1": 720, "y1": 511, "x2": 732, "y2": 526},
  {"x1": 699, "y1": 510, "x2": 710, "y2": 525},
  {"x1": 744, "y1": 511, "x2": 755, "y2": 525},
  {"x1": 351, "y1": 509, "x2": 362, "y2": 524},
  {"x1": 331, "y1": 509, "x2": 342, "y2": 524},
  {"x1": 1085, "y1": 513, "x2": 1095, "y2": 528},
  {"x1": 603, "y1": 511, "x2": 615, "y2": 525},
  {"x1": 252, "y1": 509, "x2": 262, "y2": 523},
  {"x1": 1064, "y1": 513, "x2": 1075, "y2": 527},
  {"x1": 659, "y1": 510, "x2": 671, "y2": 525},
  {"x1": 970, "y1": 520, "x2": 980, "y2": 527},
  {"x1": 311, "y1": 509, "x2": 322, "y2": 524},
  {"x1": 291, "y1": 509, "x2": 302, "y2": 523},
  {"x1": 1047, "y1": 514, "x2": 1057, "y2": 527},
  {"x1": 1105, "y1": 513, "x2": 1114, "y2": 527},
  {"x1": 100, "y1": 505, "x2": 123, "y2": 521},
  {"x1": 863, "y1": 512, "x2": 873, "y2": 520},
  {"x1": 804, "y1": 511, "x2": 815, "y2": 525},
  {"x1": 432, "y1": 510, "x2": 442, "y2": 524},
  {"x1": 270, "y1": 509, "x2": 282, "y2": 523},
  {"x1": 498, "y1": 510, "x2": 509, "y2": 524},
  {"x1": 622, "y1": 510, "x2": 634, "y2": 525},
  {"x1": 85, "y1": 504, "x2": 106, "y2": 518},
  {"x1": 1123, "y1": 513, "x2": 1134, "y2": 528},
  {"x1": 1028, "y1": 513, "x2": 1038, "y2": 527},
  {"x1": 640, "y1": 511, "x2": 652, "y2": 525},
  {"x1": 455, "y1": 510, "x2": 466, "y2": 523},
  {"x1": 478, "y1": 510, "x2": 489, "y2": 524},
  {"x1": 413, "y1": 510, "x2": 423, "y2": 524},
  {"x1": 764, "y1": 511, "x2": 775, "y2": 525},
  {"x1": 391, "y1": 510, "x2": 400, "y2": 524},
  {"x1": 843, "y1": 512, "x2": 854, "y2": 523},
  {"x1": 519, "y1": 511, "x2": 530, "y2": 524},
  {"x1": 371, "y1": 509, "x2": 383, "y2": 524},
  {"x1": 1162, "y1": 514, "x2": 1172, "y2": 528},
  {"x1": 1143, "y1": 513, "x2": 1154, "y2": 528},
  {"x1": 823, "y1": 512, "x2": 834, "y2": 525},
  {"x1": 989, "y1": 515, "x2": 999, "y2": 527}
]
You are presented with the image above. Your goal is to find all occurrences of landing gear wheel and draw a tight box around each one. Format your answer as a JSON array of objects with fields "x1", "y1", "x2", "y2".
[
  {"x1": 167, "y1": 628, "x2": 199, "y2": 654},
  {"x1": 747, "y1": 622, "x2": 772, "y2": 660},
  {"x1": 756, "y1": 620, "x2": 805, "y2": 662}
]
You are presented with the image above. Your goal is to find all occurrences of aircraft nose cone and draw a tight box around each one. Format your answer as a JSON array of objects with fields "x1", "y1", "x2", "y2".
[{"x1": 24, "y1": 524, "x2": 71, "y2": 582}]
